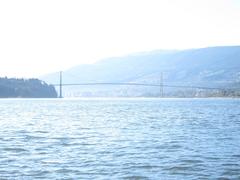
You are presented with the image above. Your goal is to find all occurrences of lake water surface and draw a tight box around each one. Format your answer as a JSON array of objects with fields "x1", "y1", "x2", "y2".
[{"x1": 0, "y1": 98, "x2": 240, "y2": 179}]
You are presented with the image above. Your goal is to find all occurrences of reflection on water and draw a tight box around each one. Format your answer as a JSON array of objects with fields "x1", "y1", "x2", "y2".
[{"x1": 0, "y1": 98, "x2": 240, "y2": 179}]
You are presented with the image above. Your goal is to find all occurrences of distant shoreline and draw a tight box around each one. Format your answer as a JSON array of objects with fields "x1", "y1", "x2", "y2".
[{"x1": 0, "y1": 96, "x2": 239, "y2": 100}]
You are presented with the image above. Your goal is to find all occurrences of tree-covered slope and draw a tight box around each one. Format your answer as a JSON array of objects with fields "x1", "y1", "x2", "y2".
[
  {"x1": 42, "y1": 46, "x2": 240, "y2": 97},
  {"x1": 0, "y1": 78, "x2": 57, "y2": 98}
]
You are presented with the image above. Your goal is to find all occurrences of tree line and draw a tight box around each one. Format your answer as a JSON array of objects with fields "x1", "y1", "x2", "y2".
[{"x1": 0, "y1": 77, "x2": 57, "y2": 98}]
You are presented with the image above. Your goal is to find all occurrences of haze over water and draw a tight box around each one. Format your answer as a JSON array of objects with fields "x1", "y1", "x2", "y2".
[{"x1": 0, "y1": 98, "x2": 239, "y2": 179}]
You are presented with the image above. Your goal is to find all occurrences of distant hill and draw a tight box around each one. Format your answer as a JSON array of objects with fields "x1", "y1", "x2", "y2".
[
  {"x1": 0, "y1": 78, "x2": 57, "y2": 98},
  {"x1": 42, "y1": 46, "x2": 240, "y2": 97}
]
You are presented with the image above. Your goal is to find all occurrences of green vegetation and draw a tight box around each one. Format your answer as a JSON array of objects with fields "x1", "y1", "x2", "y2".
[{"x1": 0, "y1": 77, "x2": 57, "y2": 98}]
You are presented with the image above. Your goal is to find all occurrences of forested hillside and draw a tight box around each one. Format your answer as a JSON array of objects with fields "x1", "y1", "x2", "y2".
[
  {"x1": 0, "y1": 78, "x2": 57, "y2": 98},
  {"x1": 42, "y1": 46, "x2": 240, "y2": 97}
]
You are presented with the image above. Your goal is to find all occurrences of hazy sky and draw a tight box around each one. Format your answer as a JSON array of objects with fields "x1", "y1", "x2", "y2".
[{"x1": 0, "y1": 0, "x2": 240, "y2": 77}]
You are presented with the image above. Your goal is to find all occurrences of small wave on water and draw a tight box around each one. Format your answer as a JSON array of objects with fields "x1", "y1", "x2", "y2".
[{"x1": 0, "y1": 98, "x2": 240, "y2": 179}]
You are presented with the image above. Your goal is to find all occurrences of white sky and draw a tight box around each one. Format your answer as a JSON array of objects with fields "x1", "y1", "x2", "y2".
[{"x1": 0, "y1": 0, "x2": 240, "y2": 78}]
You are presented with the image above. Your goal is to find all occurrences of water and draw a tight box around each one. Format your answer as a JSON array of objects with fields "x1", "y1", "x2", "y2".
[{"x1": 0, "y1": 98, "x2": 240, "y2": 179}]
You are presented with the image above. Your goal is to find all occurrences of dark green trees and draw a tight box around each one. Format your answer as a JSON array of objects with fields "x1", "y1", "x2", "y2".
[{"x1": 0, "y1": 77, "x2": 57, "y2": 98}]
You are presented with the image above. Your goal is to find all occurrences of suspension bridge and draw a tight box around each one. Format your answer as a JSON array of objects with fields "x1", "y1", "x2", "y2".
[{"x1": 52, "y1": 71, "x2": 234, "y2": 98}]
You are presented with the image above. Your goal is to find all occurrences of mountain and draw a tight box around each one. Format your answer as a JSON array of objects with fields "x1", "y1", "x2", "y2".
[
  {"x1": 0, "y1": 78, "x2": 57, "y2": 98},
  {"x1": 41, "y1": 46, "x2": 240, "y2": 97}
]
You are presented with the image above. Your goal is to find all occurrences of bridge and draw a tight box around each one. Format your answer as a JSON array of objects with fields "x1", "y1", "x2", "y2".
[{"x1": 52, "y1": 71, "x2": 235, "y2": 98}]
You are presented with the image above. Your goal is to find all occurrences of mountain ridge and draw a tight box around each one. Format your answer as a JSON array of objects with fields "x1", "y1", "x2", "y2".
[{"x1": 41, "y1": 46, "x2": 240, "y2": 97}]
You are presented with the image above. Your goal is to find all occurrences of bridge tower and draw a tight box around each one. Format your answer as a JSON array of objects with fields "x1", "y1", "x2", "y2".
[
  {"x1": 160, "y1": 72, "x2": 164, "y2": 97},
  {"x1": 59, "y1": 71, "x2": 63, "y2": 98}
]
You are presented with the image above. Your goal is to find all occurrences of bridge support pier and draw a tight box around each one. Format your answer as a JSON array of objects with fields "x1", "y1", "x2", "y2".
[
  {"x1": 59, "y1": 71, "x2": 63, "y2": 98},
  {"x1": 160, "y1": 72, "x2": 164, "y2": 97}
]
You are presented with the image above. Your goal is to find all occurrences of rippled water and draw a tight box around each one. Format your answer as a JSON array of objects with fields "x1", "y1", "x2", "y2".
[{"x1": 0, "y1": 98, "x2": 240, "y2": 179}]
